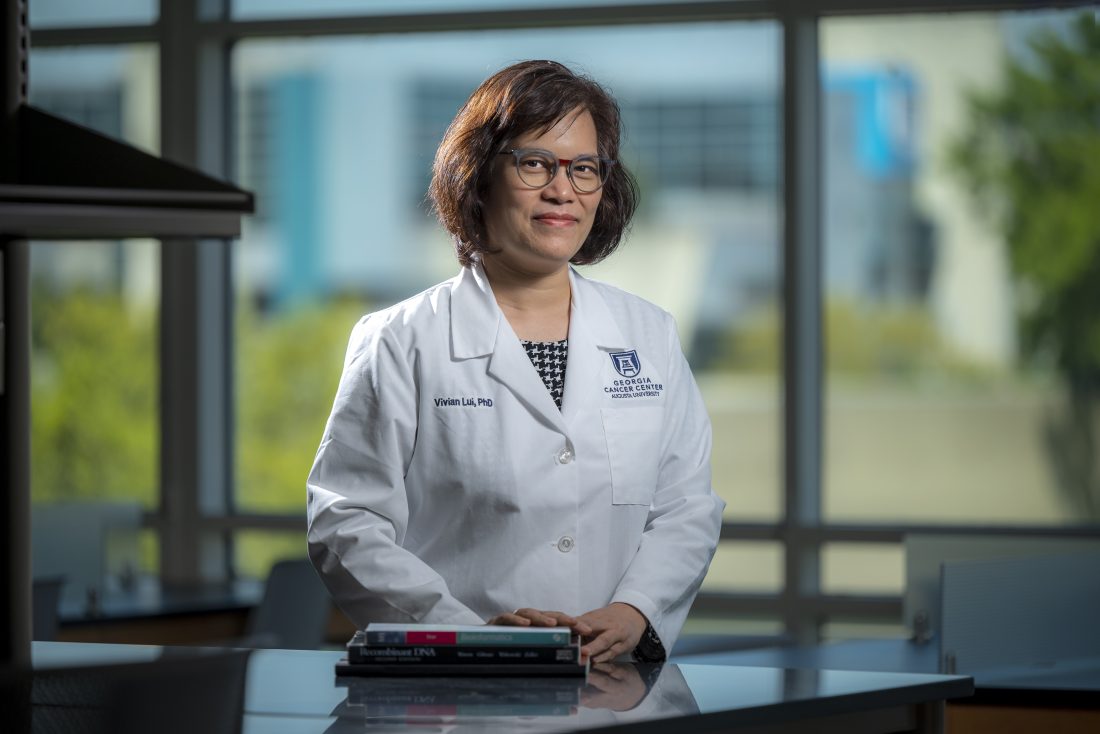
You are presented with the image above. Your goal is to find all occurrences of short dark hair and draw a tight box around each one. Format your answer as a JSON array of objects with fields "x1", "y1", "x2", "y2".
[{"x1": 429, "y1": 60, "x2": 639, "y2": 267}]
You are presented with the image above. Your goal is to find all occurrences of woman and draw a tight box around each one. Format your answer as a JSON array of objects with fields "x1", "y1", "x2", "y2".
[{"x1": 307, "y1": 60, "x2": 724, "y2": 664}]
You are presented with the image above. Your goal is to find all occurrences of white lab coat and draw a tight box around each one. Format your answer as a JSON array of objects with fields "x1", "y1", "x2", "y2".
[{"x1": 306, "y1": 262, "x2": 724, "y2": 654}]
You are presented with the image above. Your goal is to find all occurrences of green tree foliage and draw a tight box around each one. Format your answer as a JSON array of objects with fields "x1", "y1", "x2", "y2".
[
  {"x1": 721, "y1": 298, "x2": 974, "y2": 380},
  {"x1": 31, "y1": 284, "x2": 367, "y2": 524},
  {"x1": 950, "y1": 13, "x2": 1100, "y2": 517},
  {"x1": 31, "y1": 290, "x2": 157, "y2": 506},
  {"x1": 236, "y1": 299, "x2": 369, "y2": 513}
]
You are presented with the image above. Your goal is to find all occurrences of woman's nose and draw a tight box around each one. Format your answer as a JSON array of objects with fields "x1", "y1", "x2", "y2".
[{"x1": 541, "y1": 165, "x2": 575, "y2": 201}]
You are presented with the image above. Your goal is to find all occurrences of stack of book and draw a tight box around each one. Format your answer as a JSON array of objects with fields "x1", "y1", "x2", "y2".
[{"x1": 335, "y1": 623, "x2": 588, "y2": 677}]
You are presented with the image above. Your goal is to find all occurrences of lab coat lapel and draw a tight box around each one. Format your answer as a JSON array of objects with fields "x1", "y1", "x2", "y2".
[
  {"x1": 449, "y1": 264, "x2": 499, "y2": 360},
  {"x1": 561, "y1": 268, "x2": 628, "y2": 425},
  {"x1": 450, "y1": 263, "x2": 567, "y2": 433}
]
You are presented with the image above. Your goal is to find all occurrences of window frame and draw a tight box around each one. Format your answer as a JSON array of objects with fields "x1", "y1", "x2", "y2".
[{"x1": 30, "y1": 0, "x2": 1100, "y2": 643}]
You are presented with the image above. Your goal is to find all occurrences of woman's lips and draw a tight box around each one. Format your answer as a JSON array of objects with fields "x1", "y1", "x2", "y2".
[{"x1": 533, "y1": 213, "x2": 578, "y2": 226}]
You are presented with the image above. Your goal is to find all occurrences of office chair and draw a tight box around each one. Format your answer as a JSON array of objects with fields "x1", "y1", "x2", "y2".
[
  {"x1": 32, "y1": 577, "x2": 65, "y2": 641},
  {"x1": 243, "y1": 558, "x2": 331, "y2": 650},
  {"x1": 32, "y1": 501, "x2": 141, "y2": 613}
]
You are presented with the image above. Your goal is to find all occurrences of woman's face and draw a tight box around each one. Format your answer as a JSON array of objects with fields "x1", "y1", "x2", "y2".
[{"x1": 482, "y1": 108, "x2": 603, "y2": 278}]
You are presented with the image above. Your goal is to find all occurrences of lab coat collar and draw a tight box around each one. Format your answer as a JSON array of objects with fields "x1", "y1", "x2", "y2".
[
  {"x1": 449, "y1": 263, "x2": 629, "y2": 357},
  {"x1": 449, "y1": 262, "x2": 500, "y2": 360},
  {"x1": 448, "y1": 261, "x2": 631, "y2": 430},
  {"x1": 450, "y1": 262, "x2": 564, "y2": 430},
  {"x1": 566, "y1": 267, "x2": 629, "y2": 351},
  {"x1": 560, "y1": 268, "x2": 628, "y2": 422}
]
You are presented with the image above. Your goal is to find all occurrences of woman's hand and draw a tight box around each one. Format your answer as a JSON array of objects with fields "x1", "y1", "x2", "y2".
[
  {"x1": 486, "y1": 608, "x2": 592, "y2": 636},
  {"x1": 576, "y1": 603, "x2": 647, "y2": 664}
]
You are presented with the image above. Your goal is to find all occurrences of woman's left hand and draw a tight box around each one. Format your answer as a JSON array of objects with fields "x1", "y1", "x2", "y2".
[
  {"x1": 487, "y1": 608, "x2": 592, "y2": 636},
  {"x1": 576, "y1": 603, "x2": 648, "y2": 664}
]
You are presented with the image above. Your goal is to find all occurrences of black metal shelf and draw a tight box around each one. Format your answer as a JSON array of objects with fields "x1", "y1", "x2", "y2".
[{"x1": 1, "y1": 104, "x2": 252, "y2": 239}]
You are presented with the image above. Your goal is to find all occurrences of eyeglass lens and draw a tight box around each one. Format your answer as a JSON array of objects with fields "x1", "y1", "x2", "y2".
[{"x1": 513, "y1": 150, "x2": 608, "y2": 193}]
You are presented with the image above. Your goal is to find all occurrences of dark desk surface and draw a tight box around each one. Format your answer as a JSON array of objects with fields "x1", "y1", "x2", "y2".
[
  {"x1": 32, "y1": 641, "x2": 972, "y2": 733},
  {"x1": 58, "y1": 577, "x2": 263, "y2": 624},
  {"x1": 674, "y1": 639, "x2": 1100, "y2": 707}
]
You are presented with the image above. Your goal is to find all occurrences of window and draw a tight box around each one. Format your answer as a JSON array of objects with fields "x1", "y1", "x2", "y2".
[
  {"x1": 821, "y1": 10, "x2": 1099, "y2": 590},
  {"x1": 27, "y1": 44, "x2": 162, "y2": 602},
  {"x1": 823, "y1": 9, "x2": 1095, "y2": 523},
  {"x1": 29, "y1": 1, "x2": 1098, "y2": 639}
]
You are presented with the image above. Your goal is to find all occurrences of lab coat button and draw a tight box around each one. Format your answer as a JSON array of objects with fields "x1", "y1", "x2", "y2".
[
  {"x1": 556, "y1": 448, "x2": 574, "y2": 464},
  {"x1": 556, "y1": 536, "x2": 575, "y2": 553}
]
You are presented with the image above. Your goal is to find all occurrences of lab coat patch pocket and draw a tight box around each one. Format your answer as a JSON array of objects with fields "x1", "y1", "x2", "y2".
[{"x1": 601, "y1": 406, "x2": 663, "y2": 505}]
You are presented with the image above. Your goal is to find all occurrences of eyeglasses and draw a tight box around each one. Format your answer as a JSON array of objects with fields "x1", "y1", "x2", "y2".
[{"x1": 498, "y1": 148, "x2": 615, "y2": 194}]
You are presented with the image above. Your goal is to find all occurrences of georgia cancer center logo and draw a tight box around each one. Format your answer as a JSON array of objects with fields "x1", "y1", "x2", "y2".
[
  {"x1": 610, "y1": 350, "x2": 641, "y2": 377},
  {"x1": 605, "y1": 349, "x2": 663, "y2": 400}
]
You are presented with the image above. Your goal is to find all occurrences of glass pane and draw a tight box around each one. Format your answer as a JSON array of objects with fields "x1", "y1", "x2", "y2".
[
  {"x1": 28, "y1": 45, "x2": 161, "y2": 604},
  {"x1": 30, "y1": 0, "x2": 157, "y2": 29},
  {"x1": 821, "y1": 543, "x2": 903, "y2": 595},
  {"x1": 30, "y1": 241, "x2": 160, "y2": 605},
  {"x1": 702, "y1": 541, "x2": 784, "y2": 593},
  {"x1": 233, "y1": 530, "x2": 311, "y2": 581},
  {"x1": 232, "y1": 22, "x2": 783, "y2": 541},
  {"x1": 822, "y1": 10, "x2": 1098, "y2": 525},
  {"x1": 682, "y1": 615, "x2": 784, "y2": 636},
  {"x1": 233, "y1": 0, "x2": 735, "y2": 21},
  {"x1": 29, "y1": 45, "x2": 159, "y2": 155}
]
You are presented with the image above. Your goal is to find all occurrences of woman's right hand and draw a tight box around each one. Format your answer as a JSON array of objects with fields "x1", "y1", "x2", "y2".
[{"x1": 487, "y1": 608, "x2": 593, "y2": 636}]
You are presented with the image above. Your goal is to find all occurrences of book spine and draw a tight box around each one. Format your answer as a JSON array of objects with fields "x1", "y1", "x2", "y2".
[
  {"x1": 348, "y1": 645, "x2": 580, "y2": 665},
  {"x1": 363, "y1": 630, "x2": 571, "y2": 646}
]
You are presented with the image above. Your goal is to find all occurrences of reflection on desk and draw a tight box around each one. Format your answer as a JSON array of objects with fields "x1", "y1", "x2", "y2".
[
  {"x1": 334, "y1": 663, "x2": 683, "y2": 722},
  {"x1": 31, "y1": 641, "x2": 972, "y2": 733}
]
